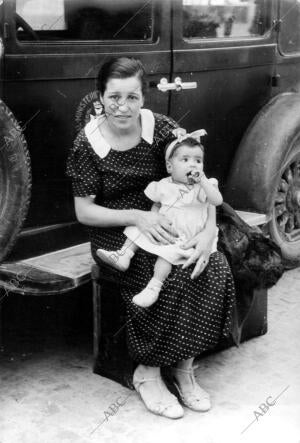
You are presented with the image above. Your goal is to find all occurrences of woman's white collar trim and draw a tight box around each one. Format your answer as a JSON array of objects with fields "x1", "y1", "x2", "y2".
[
  {"x1": 140, "y1": 109, "x2": 155, "y2": 144},
  {"x1": 84, "y1": 109, "x2": 155, "y2": 159}
]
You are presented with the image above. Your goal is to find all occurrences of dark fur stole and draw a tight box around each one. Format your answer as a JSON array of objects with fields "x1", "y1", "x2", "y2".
[
  {"x1": 216, "y1": 202, "x2": 284, "y2": 345},
  {"x1": 217, "y1": 202, "x2": 284, "y2": 291}
]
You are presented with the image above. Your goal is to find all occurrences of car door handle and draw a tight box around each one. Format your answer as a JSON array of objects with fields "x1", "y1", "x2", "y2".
[{"x1": 157, "y1": 77, "x2": 197, "y2": 92}]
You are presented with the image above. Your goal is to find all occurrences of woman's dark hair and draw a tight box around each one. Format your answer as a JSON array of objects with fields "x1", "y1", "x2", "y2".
[
  {"x1": 97, "y1": 57, "x2": 148, "y2": 96},
  {"x1": 165, "y1": 137, "x2": 204, "y2": 160}
]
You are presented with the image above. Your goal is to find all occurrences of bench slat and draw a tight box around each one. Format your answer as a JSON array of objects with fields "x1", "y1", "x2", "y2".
[
  {"x1": 235, "y1": 210, "x2": 269, "y2": 227},
  {"x1": 21, "y1": 242, "x2": 94, "y2": 279},
  {"x1": 0, "y1": 243, "x2": 94, "y2": 295}
]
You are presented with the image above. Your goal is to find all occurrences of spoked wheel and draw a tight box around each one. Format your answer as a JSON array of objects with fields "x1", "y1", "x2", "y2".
[{"x1": 269, "y1": 138, "x2": 300, "y2": 266}]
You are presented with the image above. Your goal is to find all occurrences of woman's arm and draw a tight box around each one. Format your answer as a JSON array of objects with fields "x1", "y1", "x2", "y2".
[
  {"x1": 75, "y1": 196, "x2": 139, "y2": 227},
  {"x1": 74, "y1": 196, "x2": 176, "y2": 245},
  {"x1": 181, "y1": 204, "x2": 217, "y2": 279}
]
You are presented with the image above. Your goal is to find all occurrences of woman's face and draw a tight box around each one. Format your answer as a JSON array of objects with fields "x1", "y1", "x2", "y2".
[
  {"x1": 166, "y1": 144, "x2": 204, "y2": 184},
  {"x1": 100, "y1": 76, "x2": 144, "y2": 131}
]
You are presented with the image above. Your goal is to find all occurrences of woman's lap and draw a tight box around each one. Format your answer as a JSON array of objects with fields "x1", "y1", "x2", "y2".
[{"x1": 120, "y1": 250, "x2": 236, "y2": 367}]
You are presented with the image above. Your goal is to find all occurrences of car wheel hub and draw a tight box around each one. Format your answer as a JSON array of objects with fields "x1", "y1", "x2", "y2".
[{"x1": 275, "y1": 158, "x2": 300, "y2": 242}]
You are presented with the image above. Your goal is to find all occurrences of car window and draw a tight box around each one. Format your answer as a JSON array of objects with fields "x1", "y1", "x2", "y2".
[
  {"x1": 279, "y1": 0, "x2": 300, "y2": 54},
  {"x1": 182, "y1": 0, "x2": 272, "y2": 39},
  {"x1": 16, "y1": 0, "x2": 153, "y2": 41}
]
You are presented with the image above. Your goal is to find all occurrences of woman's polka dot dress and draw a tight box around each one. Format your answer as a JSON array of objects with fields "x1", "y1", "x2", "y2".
[{"x1": 66, "y1": 113, "x2": 236, "y2": 367}]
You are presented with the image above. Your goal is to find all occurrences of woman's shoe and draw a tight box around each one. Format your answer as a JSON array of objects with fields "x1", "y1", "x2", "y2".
[
  {"x1": 171, "y1": 367, "x2": 211, "y2": 412},
  {"x1": 133, "y1": 367, "x2": 184, "y2": 419}
]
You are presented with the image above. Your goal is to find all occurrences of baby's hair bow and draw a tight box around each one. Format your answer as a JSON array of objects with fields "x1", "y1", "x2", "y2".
[{"x1": 165, "y1": 129, "x2": 207, "y2": 161}]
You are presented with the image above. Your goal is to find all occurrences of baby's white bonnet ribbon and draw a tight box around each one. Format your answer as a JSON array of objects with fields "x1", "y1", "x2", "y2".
[{"x1": 165, "y1": 129, "x2": 207, "y2": 160}]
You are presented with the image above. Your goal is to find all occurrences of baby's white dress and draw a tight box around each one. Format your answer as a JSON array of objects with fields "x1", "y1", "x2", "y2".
[{"x1": 124, "y1": 177, "x2": 219, "y2": 265}]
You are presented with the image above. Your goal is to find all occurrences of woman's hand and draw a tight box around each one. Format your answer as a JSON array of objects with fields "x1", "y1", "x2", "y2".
[
  {"x1": 181, "y1": 203, "x2": 217, "y2": 279},
  {"x1": 181, "y1": 230, "x2": 214, "y2": 279},
  {"x1": 136, "y1": 210, "x2": 178, "y2": 245}
]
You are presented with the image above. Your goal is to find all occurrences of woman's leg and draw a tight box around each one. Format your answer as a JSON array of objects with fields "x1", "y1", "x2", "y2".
[
  {"x1": 132, "y1": 257, "x2": 172, "y2": 307},
  {"x1": 172, "y1": 357, "x2": 211, "y2": 412},
  {"x1": 175, "y1": 357, "x2": 195, "y2": 391}
]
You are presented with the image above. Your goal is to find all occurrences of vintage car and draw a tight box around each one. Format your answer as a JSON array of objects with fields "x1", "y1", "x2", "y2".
[{"x1": 0, "y1": 0, "x2": 299, "y2": 295}]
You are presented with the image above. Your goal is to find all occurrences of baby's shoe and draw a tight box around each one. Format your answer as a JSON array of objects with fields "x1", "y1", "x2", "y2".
[
  {"x1": 96, "y1": 247, "x2": 134, "y2": 271},
  {"x1": 132, "y1": 278, "x2": 163, "y2": 308}
]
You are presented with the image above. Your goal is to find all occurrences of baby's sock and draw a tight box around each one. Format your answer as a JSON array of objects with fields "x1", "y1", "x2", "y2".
[
  {"x1": 96, "y1": 247, "x2": 135, "y2": 271},
  {"x1": 132, "y1": 277, "x2": 163, "y2": 308}
]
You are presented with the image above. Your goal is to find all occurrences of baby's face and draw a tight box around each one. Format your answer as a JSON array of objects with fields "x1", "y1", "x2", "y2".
[{"x1": 167, "y1": 144, "x2": 204, "y2": 184}]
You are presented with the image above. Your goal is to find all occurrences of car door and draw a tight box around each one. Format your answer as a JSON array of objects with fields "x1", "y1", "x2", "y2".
[
  {"x1": 168, "y1": 0, "x2": 277, "y2": 186},
  {"x1": 2, "y1": 0, "x2": 172, "y2": 232}
]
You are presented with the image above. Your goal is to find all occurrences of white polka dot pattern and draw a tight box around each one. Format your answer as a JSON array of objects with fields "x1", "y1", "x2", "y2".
[{"x1": 66, "y1": 113, "x2": 236, "y2": 367}]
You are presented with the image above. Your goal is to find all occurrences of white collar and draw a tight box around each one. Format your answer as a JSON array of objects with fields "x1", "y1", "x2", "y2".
[
  {"x1": 140, "y1": 108, "x2": 155, "y2": 144},
  {"x1": 84, "y1": 108, "x2": 155, "y2": 159}
]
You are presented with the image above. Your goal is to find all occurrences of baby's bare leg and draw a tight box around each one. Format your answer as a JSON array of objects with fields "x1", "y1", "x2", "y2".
[
  {"x1": 96, "y1": 238, "x2": 138, "y2": 271},
  {"x1": 132, "y1": 257, "x2": 172, "y2": 308},
  {"x1": 119, "y1": 238, "x2": 139, "y2": 255},
  {"x1": 153, "y1": 256, "x2": 172, "y2": 283}
]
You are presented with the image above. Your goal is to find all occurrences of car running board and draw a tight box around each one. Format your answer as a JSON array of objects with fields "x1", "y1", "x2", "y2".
[{"x1": 0, "y1": 243, "x2": 94, "y2": 295}]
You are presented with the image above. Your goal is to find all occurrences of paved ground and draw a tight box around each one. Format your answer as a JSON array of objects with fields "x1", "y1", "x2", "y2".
[{"x1": 1, "y1": 268, "x2": 300, "y2": 443}]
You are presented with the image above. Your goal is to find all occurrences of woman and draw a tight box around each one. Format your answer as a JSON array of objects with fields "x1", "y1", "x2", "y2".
[{"x1": 66, "y1": 57, "x2": 236, "y2": 419}]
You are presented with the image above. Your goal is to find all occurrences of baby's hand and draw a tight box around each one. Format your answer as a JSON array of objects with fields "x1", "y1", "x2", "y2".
[
  {"x1": 186, "y1": 168, "x2": 204, "y2": 184},
  {"x1": 172, "y1": 127, "x2": 186, "y2": 141}
]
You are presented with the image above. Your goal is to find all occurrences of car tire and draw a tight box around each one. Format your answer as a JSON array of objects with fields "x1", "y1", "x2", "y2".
[
  {"x1": 224, "y1": 93, "x2": 300, "y2": 267},
  {"x1": 0, "y1": 100, "x2": 32, "y2": 262},
  {"x1": 268, "y1": 133, "x2": 300, "y2": 267}
]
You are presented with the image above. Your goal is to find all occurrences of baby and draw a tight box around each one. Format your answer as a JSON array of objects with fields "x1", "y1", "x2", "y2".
[{"x1": 97, "y1": 130, "x2": 223, "y2": 308}]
